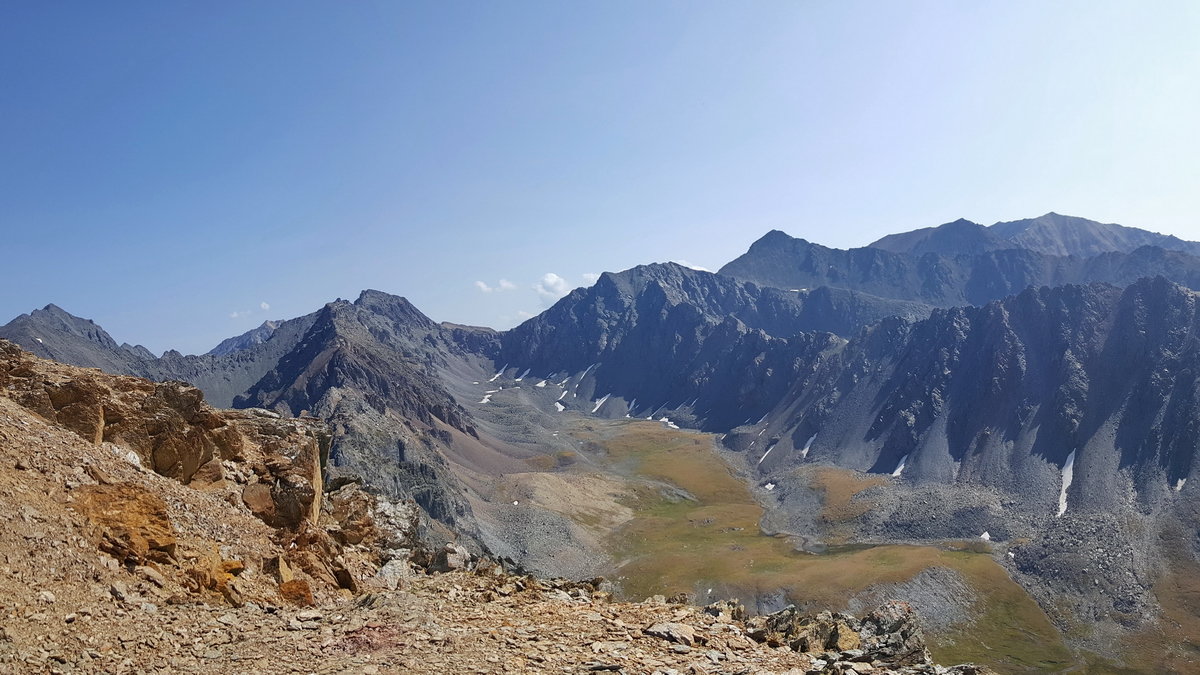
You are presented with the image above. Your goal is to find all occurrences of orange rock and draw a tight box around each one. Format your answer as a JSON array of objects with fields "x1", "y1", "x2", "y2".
[
  {"x1": 279, "y1": 579, "x2": 315, "y2": 606},
  {"x1": 74, "y1": 483, "x2": 177, "y2": 565}
]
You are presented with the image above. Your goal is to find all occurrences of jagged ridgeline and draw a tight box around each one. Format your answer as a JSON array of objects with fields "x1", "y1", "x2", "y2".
[{"x1": 6, "y1": 213, "x2": 1200, "y2": 671}]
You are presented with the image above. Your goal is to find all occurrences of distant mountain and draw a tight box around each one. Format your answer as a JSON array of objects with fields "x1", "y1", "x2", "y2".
[
  {"x1": 868, "y1": 218, "x2": 1010, "y2": 257},
  {"x1": 991, "y1": 212, "x2": 1200, "y2": 258},
  {"x1": 721, "y1": 228, "x2": 1200, "y2": 307},
  {"x1": 869, "y1": 212, "x2": 1200, "y2": 260},
  {"x1": 207, "y1": 320, "x2": 280, "y2": 356},
  {"x1": 0, "y1": 304, "x2": 153, "y2": 376}
]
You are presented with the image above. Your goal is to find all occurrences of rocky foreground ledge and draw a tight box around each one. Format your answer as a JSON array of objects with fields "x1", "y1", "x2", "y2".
[{"x1": 3, "y1": 559, "x2": 994, "y2": 674}]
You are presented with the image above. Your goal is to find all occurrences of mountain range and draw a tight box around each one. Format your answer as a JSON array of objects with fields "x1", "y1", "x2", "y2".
[{"x1": 5, "y1": 212, "x2": 1200, "y2": 668}]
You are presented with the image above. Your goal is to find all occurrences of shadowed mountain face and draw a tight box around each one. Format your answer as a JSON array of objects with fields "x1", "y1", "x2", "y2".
[
  {"x1": 747, "y1": 278, "x2": 1200, "y2": 499},
  {"x1": 499, "y1": 262, "x2": 929, "y2": 429},
  {"x1": 722, "y1": 227, "x2": 1200, "y2": 308}
]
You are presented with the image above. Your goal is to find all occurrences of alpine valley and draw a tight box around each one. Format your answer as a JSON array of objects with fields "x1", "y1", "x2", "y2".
[{"x1": 6, "y1": 213, "x2": 1200, "y2": 673}]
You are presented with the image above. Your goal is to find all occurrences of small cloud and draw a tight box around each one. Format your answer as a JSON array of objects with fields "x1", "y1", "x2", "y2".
[
  {"x1": 229, "y1": 310, "x2": 250, "y2": 319},
  {"x1": 672, "y1": 260, "x2": 713, "y2": 272},
  {"x1": 476, "y1": 279, "x2": 517, "y2": 293},
  {"x1": 260, "y1": 302, "x2": 270, "y2": 311},
  {"x1": 581, "y1": 273, "x2": 600, "y2": 284},
  {"x1": 534, "y1": 272, "x2": 571, "y2": 302}
]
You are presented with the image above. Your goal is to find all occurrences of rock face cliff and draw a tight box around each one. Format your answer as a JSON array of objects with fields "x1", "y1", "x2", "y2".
[
  {"x1": 499, "y1": 262, "x2": 928, "y2": 429},
  {"x1": 747, "y1": 277, "x2": 1200, "y2": 502}
]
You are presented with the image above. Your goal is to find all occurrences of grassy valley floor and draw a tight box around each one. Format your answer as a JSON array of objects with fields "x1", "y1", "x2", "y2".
[{"x1": 560, "y1": 419, "x2": 1079, "y2": 674}]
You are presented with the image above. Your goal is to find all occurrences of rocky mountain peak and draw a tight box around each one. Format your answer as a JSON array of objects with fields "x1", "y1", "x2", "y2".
[{"x1": 353, "y1": 289, "x2": 436, "y2": 330}]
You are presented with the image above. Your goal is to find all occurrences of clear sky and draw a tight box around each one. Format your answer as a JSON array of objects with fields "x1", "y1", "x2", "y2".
[{"x1": 3, "y1": 1, "x2": 1199, "y2": 354}]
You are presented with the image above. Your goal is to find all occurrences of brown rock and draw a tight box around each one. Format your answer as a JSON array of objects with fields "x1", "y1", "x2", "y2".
[
  {"x1": 242, "y1": 483, "x2": 275, "y2": 523},
  {"x1": 832, "y1": 621, "x2": 861, "y2": 651},
  {"x1": 188, "y1": 458, "x2": 225, "y2": 489},
  {"x1": 644, "y1": 622, "x2": 696, "y2": 646},
  {"x1": 279, "y1": 579, "x2": 315, "y2": 606},
  {"x1": 265, "y1": 555, "x2": 294, "y2": 584},
  {"x1": 74, "y1": 483, "x2": 177, "y2": 565}
]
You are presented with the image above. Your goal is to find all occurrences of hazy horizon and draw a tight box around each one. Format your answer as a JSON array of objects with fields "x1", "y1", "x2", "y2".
[{"x1": 4, "y1": 2, "x2": 1200, "y2": 353}]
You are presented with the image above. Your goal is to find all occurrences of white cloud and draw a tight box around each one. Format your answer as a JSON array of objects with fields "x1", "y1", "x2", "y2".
[
  {"x1": 672, "y1": 260, "x2": 713, "y2": 272},
  {"x1": 476, "y1": 279, "x2": 517, "y2": 293},
  {"x1": 581, "y1": 272, "x2": 601, "y2": 284},
  {"x1": 229, "y1": 310, "x2": 250, "y2": 319},
  {"x1": 260, "y1": 302, "x2": 270, "y2": 311},
  {"x1": 534, "y1": 272, "x2": 571, "y2": 302}
]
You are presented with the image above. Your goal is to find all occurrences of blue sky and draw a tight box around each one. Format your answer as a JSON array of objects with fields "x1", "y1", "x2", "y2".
[{"x1": 3, "y1": 1, "x2": 1199, "y2": 354}]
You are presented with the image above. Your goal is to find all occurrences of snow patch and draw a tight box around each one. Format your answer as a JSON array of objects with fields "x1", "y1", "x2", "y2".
[
  {"x1": 488, "y1": 364, "x2": 507, "y2": 383},
  {"x1": 764, "y1": 482, "x2": 776, "y2": 491},
  {"x1": 515, "y1": 368, "x2": 530, "y2": 381},
  {"x1": 757, "y1": 445, "x2": 774, "y2": 466},
  {"x1": 658, "y1": 416, "x2": 679, "y2": 430},
  {"x1": 535, "y1": 380, "x2": 547, "y2": 388},
  {"x1": 591, "y1": 394, "x2": 610, "y2": 413},
  {"x1": 1175, "y1": 478, "x2": 1187, "y2": 492},
  {"x1": 557, "y1": 390, "x2": 568, "y2": 401},
  {"x1": 34, "y1": 337, "x2": 43, "y2": 344},
  {"x1": 891, "y1": 455, "x2": 908, "y2": 477},
  {"x1": 512, "y1": 501, "x2": 519, "y2": 506},
  {"x1": 979, "y1": 532, "x2": 991, "y2": 542},
  {"x1": 554, "y1": 402, "x2": 565, "y2": 412},
  {"x1": 479, "y1": 394, "x2": 492, "y2": 404},
  {"x1": 1057, "y1": 450, "x2": 1076, "y2": 517},
  {"x1": 800, "y1": 434, "x2": 816, "y2": 459}
]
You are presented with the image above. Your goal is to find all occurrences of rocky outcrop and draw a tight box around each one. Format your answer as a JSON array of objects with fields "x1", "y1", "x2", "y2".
[
  {"x1": 0, "y1": 340, "x2": 428, "y2": 611},
  {"x1": 0, "y1": 339, "x2": 330, "y2": 532}
]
